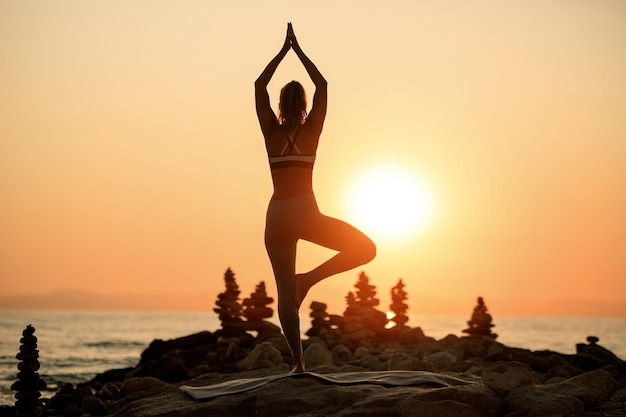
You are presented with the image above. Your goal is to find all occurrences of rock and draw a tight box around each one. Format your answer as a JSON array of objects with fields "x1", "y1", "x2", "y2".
[
  {"x1": 304, "y1": 343, "x2": 334, "y2": 369},
  {"x1": 60, "y1": 404, "x2": 85, "y2": 417},
  {"x1": 481, "y1": 361, "x2": 535, "y2": 395},
  {"x1": 135, "y1": 353, "x2": 189, "y2": 383},
  {"x1": 359, "y1": 354, "x2": 382, "y2": 370},
  {"x1": 256, "y1": 320, "x2": 283, "y2": 334},
  {"x1": 354, "y1": 346, "x2": 370, "y2": 359},
  {"x1": 484, "y1": 342, "x2": 508, "y2": 361},
  {"x1": 262, "y1": 336, "x2": 291, "y2": 357},
  {"x1": 341, "y1": 319, "x2": 365, "y2": 334},
  {"x1": 546, "y1": 369, "x2": 617, "y2": 407},
  {"x1": 527, "y1": 351, "x2": 569, "y2": 373},
  {"x1": 424, "y1": 351, "x2": 457, "y2": 371},
  {"x1": 505, "y1": 384, "x2": 585, "y2": 417},
  {"x1": 572, "y1": 367, "x2": 618, "y2": 395},
  {"x1": 398, "y1": 398, "x2": 482, "y2": 417},
  {"x1": 399, "y1": 327, "x2": 430, "y2": 344},
  {"x1": 446, "y1": 361, "x2": 479, "y2": 373},
  {"x1": 81, "y1": 395, "x2": 107, "y2": 415},
  {"x1": 236, "y1": 342, "x2": 284, "y2": 371},
  {"x1": 331, "y1": 344, "x2": 353, "y2": 364},
  {"x1": 573, "y1": 337, "x2": 626, "y2": 373},
  {"x1": 388, "y1": 353, "x2": 435, "y2": 372},
  {"x1": 47, "y1": 384, "x2": 80, "y2": 412},
  {"x1": 353, "y1": 347, "x2": 369, "y2": 359},
  {"x1": 97, "y1": 382, "x2": 121, "y2": 401},
  {"x1": 544, "y1": 364, "x2": 583, "y2": 382},
  {"x1": 225, "y1": 341, "x2": 240, "y2": 359},
  {"x1": 408, "y1": 384, "x2": 503, "y2": 417},
  {"x1": 139, "y1": 331, "x2": 215, "y2": 364},
  {"x1": 120, "y1": 377, "x2": 169, "y2": 397}
]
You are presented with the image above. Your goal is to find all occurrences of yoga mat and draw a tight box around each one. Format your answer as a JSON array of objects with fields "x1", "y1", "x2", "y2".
[{"x1": 180, "y1": 371, "x2": 474, "y2": 400}]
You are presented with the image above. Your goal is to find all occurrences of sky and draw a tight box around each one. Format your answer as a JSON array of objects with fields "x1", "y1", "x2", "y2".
[{"x1": 1, "y1": 0, "x2": 625, "y2": 316}]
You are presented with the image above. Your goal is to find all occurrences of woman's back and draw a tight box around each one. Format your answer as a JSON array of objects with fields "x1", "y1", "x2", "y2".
[{"x1": 266, "y1": 124, "x2": 319, "y2": 199}]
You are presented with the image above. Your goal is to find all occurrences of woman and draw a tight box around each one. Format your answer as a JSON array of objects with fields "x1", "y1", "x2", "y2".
[{"x1": 255, "y1": 23, "x2": 376, "y2": 373}]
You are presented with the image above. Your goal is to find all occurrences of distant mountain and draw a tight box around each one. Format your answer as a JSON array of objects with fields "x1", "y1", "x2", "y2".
[{"x1": 0, "y1": 289, "x2": 214, "y2": 311}]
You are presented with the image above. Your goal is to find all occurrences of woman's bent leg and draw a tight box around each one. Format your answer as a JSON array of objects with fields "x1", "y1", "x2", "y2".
[{"x1": 296, "y1": 214, "x2": 376, "y2": 307}]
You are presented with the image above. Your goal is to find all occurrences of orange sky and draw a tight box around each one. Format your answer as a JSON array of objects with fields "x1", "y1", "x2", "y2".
[{"x1": 1, "y1": 1, "x2": 625, "y2": 316}]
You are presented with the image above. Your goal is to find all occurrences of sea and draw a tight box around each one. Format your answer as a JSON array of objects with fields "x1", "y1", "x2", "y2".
[{"x1": 1, "y1": 310, "x2": 625, "y2": 406}]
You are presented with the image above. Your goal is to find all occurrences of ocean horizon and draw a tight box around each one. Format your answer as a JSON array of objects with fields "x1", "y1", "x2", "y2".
[{"x1": 1, "y1": 310, "x2": 625, "y2": 406}]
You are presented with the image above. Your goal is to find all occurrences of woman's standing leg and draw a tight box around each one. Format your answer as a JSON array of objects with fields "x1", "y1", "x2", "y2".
[
  {"x1": 265, "y1": 201, "x2": 305, "y2": 372},
  {"x1": 265, "y1": 240, "x2": 305, "y2": 372}
]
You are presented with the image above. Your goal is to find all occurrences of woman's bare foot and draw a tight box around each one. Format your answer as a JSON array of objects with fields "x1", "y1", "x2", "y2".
[
  {"x1": 290, "y1": 357, "x2": 305, "y2": 373},
  {"x1": 294, "y1": 273, "x2": 315, "y2": 310},
  {"x1": 290, "y1": 364, "x2": 305, "y2": 373}
]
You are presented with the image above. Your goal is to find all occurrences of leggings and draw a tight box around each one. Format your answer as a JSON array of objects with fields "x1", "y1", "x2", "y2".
[
  {"x1": 265, "y1": 193, "x2": 376, "y2": 366},
  {"x1": 265, "y1": 193, "x2": 326, "y2": 249}
]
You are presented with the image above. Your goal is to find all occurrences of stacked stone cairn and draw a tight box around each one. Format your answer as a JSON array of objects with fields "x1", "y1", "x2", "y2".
[
  {"x1": 12, "y1": 324, "x2": 47, "y2": 417},
  {"x1": 242, "y1": 281, "x2": 274, "y2": 332},
  {"x1": 574, "y1": 335, "x2": 626, "y2": 374},
  {"x1": 462, "y1": 296, "x2": 497, "y2": 338},
  {"x1": 306, "y1": 301, "x2": 338, "y2": 337},
  {"x1": 340, "y1": 272, "x2": 388, "y2": 344},
  {"x1": 213, "y1": 268, "x2": 245, "y2": 336},
  {"x1": 389, "y1": 278, "x2": 409, "y2": 330}
]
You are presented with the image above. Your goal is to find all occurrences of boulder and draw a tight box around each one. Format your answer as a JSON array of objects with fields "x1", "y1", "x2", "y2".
[
  {"x1": 388, "y1": 353, "x2": 435, "y2": 372},
  {"x1": 304, "y1": 343, "x2": 334, "y2": 369},
  {"x1": 236, "y1": 342, "x2": 284, "y2": 371},
  {"x1": 481, "y1": 361, "x2": 535, "y2": 395},
  {"x1": 139, "y1": 332, "x2": 215, "y2": 364},
  {"x1": 409, "y1": 384, "x2": 503, "y2": 417},
  {"x1": 543, "y1": 364, "x2": 584, "y2": 382},
  {"x1": 424, "y1": 351, "x2": 457, "y2": 371},
  {"x1": 353, "y1": 346, "x2": 370, "y2": 359},
  {"x1": 397, "y1": 398, "x2": 482, "y2": 417},
  {"x1": 331, "y1": 344, "x2": 353, "y2": 364},
  {"x1": 539, "y1": 369, "x2": 617, "y2": 408},
  {"x1": 359, "y1": 354, "x2": 382, "y2": 370},
  {"x1": 120, "y1": 377, "x2": 169, "y2": 397},
  {"x1": 96, "y1": 382, "x2": 121, "y2": 401},
  {"x1": 505, "y1": 384, "x2": 585, "y2": 417},
  {"x1": 136, "y1": 353, "x2": 189, "y2": 383},
  {"x1": 573, "y1": 337, "x2": 626, "y2": 374},
  {"x1": 81, "y1": 395, "x2": 107, "y2": 416}
]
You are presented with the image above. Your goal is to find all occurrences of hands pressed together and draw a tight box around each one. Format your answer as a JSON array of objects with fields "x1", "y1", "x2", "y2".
[
  {"x1": 271, "y1": 22, "x2": 326, "y2": 88},
  {"x1": 282, "y1": 22, "x2": 301, "y2": 52}
]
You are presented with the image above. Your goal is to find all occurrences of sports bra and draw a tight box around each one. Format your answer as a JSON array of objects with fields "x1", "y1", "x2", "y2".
[{"x1": 268, "y1": 129, "x2": 316, "y2": 170}]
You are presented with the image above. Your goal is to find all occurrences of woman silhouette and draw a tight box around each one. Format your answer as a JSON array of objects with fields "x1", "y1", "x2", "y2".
[{"x1": 255, "y1": 23, "x2": 376, "y2": 372}]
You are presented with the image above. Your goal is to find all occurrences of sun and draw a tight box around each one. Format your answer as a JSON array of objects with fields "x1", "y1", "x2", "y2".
[{"x1": 345, "y1": 166, "x2": 435, "y2": 241}]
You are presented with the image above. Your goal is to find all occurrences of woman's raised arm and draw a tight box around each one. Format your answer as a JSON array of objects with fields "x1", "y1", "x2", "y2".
[
  {"x1": 255, "y1": 25, "x2": 291, "y2": 136},
  {"x1": 290, "y1": 25, "x2": 327, "y2": 131}
]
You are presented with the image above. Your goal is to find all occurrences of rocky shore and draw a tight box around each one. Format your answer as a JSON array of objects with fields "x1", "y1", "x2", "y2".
[
  {"x1": 8, "y1": 325, "x2": 621, "y2": 417},
  {"x1": 3, "y1": 271, "x2": 625, "y2": 416}
]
